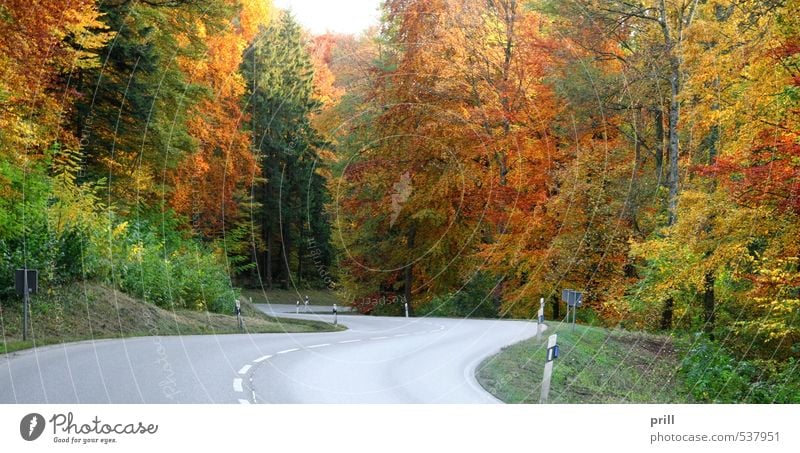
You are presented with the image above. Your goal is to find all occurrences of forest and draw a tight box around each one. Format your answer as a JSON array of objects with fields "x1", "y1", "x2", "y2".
[{"x1": 1, "y1": 0, "x2": 798, "y2": 402}]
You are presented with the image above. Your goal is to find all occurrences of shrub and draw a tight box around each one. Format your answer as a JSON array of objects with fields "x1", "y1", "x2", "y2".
[
  {"x1": 114, "y1": 220, "x2": 239, "y2": 313},
  {"x1": 415, "y1": 272, "x2": 499, "y2": 318},
  {"x1": 681, "y1": 336, "x2": 800, "y2": 403}
]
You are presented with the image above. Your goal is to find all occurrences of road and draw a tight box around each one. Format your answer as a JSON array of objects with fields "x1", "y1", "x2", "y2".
[{"x1": 0, "y1": 304, "x2": 537, "y2": 403}]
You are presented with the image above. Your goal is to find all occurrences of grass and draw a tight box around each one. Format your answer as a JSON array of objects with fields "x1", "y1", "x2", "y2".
[
  {"x1": 241, "y1": 288, "x2": 344, "y2": 306},
  {"x1": 0, "y1": 282, "x2": 343, "y2": 355},
  {"x1": 477, "y1": 323, "x2": 692, "y2": 403}
]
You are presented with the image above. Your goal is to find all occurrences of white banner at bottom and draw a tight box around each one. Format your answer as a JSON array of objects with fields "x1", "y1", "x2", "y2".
[{"x1": 1, "y1": 404, "x2": 797, "y2": 453}]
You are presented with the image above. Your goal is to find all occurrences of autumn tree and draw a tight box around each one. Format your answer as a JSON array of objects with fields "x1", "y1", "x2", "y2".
[{"x1": 170, "y1": 0, "x2": 272, "y2": 238}]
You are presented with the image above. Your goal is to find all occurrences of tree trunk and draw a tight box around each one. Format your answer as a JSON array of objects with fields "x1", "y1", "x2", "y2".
[
  {"x1": 551, "y1": 293, "x2": 560, "y2": 320},
  {"x1": 282, "y1": 222, "x2": 291, "y2": 290},
  {"x1": 666, "y1": 65, "x2": 680, "y2": 227},
  {"x1": 654, "y1": 107, "x2": 665, "y2": 185},
  {"x1": 659, "y1": 2, "x2": 683, "y2": 329},
  {"x1": 702, "y1": 272, "x2": 715, "y2": 339},
  {"x1": 492, "y1": 276, "x2": 505, "y2": 315},
  {"x1": 403, "y1": 226, "x2": 416, "y2": 316},
  {"x1": 296, "y1": 225, "x2": 304, "y2": 284},
  {"x1": 660, "y1": 297, "x2": 674, "y2": 330},
  {"x1": 660, "y1": 71, "x2": 680, "y2": 331},
  {"x1": 265, "y1": 226, "x2": 273, "y2": 290}
]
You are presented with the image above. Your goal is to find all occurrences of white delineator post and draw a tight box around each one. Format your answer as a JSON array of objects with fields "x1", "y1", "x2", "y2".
[
  {"x1": 537, "y1": 297, "x2": 545, "y2": 341},
  {"x1": 296, "y1": 300, "x2": 300, "y2": 314},
  {"x1": 404, "y1": 302, "x2": 409, "y2": 318},
  {"x1": 333, "y1": 303, "x2": 338, "y2": 326},
  {"x1": 540, "y1": 333, "x2": 558, "y2": 403},
  {"x1": 235, "y1": 299, "x2": 243, "y2": 330}
]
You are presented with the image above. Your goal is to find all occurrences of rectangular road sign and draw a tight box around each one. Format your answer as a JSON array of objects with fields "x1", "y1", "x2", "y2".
[
  {"x1": 565, "y1": 290, "x2": 583, "y2": 307},
  {"x1": 15, "y1": 269, "x2": 38, "y2": 296}
]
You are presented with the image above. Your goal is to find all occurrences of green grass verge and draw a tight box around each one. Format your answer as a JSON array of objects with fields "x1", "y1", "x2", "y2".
[
  {"x1": 0, "y1": 282, "x2": 343, "y2": 355},
  {"x1": 241, "y1": 288, "x2": 344, "y2": 306},
  {"x1": 477, "y1": 323, "x2": 691, "y2": 403}
]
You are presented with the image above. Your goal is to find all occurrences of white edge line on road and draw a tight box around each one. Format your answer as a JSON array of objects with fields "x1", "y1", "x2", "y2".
[
  {"x1": 253, "y1": 355, "x2": 272, "y2": 363},
  {"x1": 338, "y1": 339, "x2": 360, "y2": 344},
  {"x1": 233, "y1": 378, "x2": 243, "y2": 392},
  {"x1": 238, "y1": 365, "x2": 251, "y2": 375},
  {"x1": 370, "y1": 336, "x2": 389, "y2": 340},
  {"x1": 307, "y1": 343, "x2": 330, "y2": 349},
  {"x1": 277, "y1": 348, "x2": 299, "y2": 354},
  {"x1": 238, "y1": 399, "x2": 250, "y2": 404}
]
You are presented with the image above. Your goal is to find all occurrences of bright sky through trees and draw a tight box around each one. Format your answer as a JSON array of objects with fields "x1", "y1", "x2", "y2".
[{"x1": 274, "y1": 0, "x2": 380, "y2": 34}]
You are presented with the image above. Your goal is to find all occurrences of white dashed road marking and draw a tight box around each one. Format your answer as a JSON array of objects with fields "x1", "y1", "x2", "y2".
[
  {"x1": 307, "y1": 343, "x2": 330, "y2": 349},
  {"x1": 370, "y1": 337, "x2": 389, "y2": 340},
  {"x1": 238, "y1": 365, "x2": 251, "y2": 375},
  {"x1": 277, "y1": 348, "x2": 299, "y2": 354},
  {"x1": 238, "y1": 399, "x2": 250, "y2": 404},
  {"x1": 253, "y1": 355, "x2": 272, "y2": 363},
  {"x1": 233, "y1": 378, "x2": 243, "y2": 392},
  {"x1": 338, "y1": 339, "x2": 361, "y2": 344}
]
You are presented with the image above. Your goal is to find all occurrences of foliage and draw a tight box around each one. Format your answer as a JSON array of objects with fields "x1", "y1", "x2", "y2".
[
  {"x1": 115, "y1": 225, "x2": 239, "y2": 313},
  {"x1": 243, "y1": 12, "x2": 334, "y2": 289},
  {"x1": 415, "y1": 272, "x2": 500, "y2": 318},
  {"x1": 1, "y1": 0, "x2": 799, "y2": 402},
  {"x1": 681, "y1": 337, "x2": 800, "y2": 403}
]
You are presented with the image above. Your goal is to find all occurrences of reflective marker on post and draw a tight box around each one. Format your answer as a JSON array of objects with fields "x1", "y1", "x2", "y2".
[
  {"x1": 546, "y1": 344, "x2": 560, "y2": 361},
  {"x1": 540, "y1": 333, "x2": 558, "y2": 403}
]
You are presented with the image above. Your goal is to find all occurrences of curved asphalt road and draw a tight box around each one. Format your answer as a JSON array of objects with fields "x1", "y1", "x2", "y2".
[{"x1": 0, "y1": 304, "x2": 537, "y2": 403}]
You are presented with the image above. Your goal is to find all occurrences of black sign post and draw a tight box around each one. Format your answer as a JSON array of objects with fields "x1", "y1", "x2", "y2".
[{"x1": 15, "y1": 269, "x2": 38, "y2": 341}]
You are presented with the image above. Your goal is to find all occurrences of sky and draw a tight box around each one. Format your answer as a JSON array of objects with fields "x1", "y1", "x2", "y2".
[{"x1": 273, "y1": 0, "x2": 382, "y2": 35}]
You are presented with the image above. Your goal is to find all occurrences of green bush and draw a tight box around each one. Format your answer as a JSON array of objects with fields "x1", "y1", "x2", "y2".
[
  {"x1": 369, "y1": 297, "x2": 405, "y2": 316},
  {"x1": 0, "y1": 152, "x2": 240, "y2": 315},
  {"x1": 172, "y1": 249, "x2": 239, "y2": 313},
  {"x1": 681, "y1": 336, "x2": 800, "y2": 403},
  {"x1": 114, "y1": 219, "x2": 239, "y2": 314},
  {"x1": 415, "y1": 272, "x2": 499, "y2": 318}
]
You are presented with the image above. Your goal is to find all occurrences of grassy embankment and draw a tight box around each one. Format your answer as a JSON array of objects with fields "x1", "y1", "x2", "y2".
[
  {"x1": 477, "y1": 323, "x2": 692, "y2": 403},
  {"x1": 0, "y1": 283, "x2": 342, "y2": 354}
]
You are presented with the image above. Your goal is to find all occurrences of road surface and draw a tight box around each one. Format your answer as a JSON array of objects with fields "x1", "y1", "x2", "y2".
[{"x1": 0, "y1": 304, "x2": 537, "y2": 403}]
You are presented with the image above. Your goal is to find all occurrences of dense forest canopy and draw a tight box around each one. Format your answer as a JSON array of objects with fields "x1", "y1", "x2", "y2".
[{"x1": 0, "y1": 0, "x2": 798, "y2": 401}]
